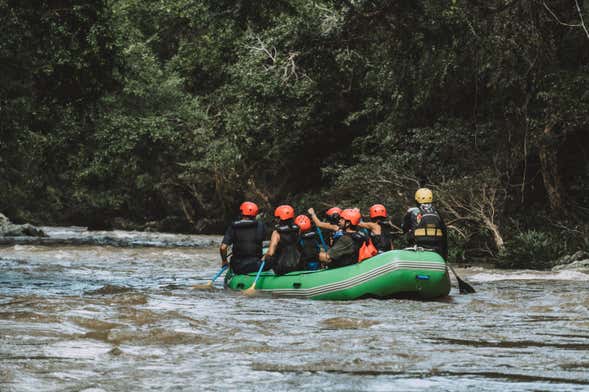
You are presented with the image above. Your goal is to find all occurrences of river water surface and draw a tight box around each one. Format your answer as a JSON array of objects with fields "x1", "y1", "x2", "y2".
[{"x1": 1, "y1": 228, "x2": 588, "y2": 391}]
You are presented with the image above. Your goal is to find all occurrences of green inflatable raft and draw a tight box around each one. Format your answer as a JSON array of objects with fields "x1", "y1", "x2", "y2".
[{"x1": 224, "y1": 249, "x2": 451, "y2": 300}]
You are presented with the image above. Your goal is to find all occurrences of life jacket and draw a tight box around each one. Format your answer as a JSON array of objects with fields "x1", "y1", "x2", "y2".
[
  {"x1": 330, "y1": 229, "x2": 344, "y2": 246},
  {"x1": 298, "y1": 231, "x2": 320, "y2": 270},
  {"x1": 231, "y1": 219, "x2": 264, "y2": 259},
  {"x1": 272, "y1": 222, "x2": 301, "y2": 275},
  {"x1": 412, "y1": 204, "x2": 444, "y2": 249},
  {"x1": 370, "y1": 221, "x2": 393, "y2": 252}
]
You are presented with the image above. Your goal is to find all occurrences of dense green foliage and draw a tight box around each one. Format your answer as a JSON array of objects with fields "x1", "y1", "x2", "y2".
[{"x1": 1, "y1": 0, "x2": 588, "y2": 266}]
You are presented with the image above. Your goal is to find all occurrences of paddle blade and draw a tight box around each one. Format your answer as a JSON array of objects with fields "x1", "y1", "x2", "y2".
[
  {"x1": 192, "y1": 280, "x2": 214, "y2": 290},
  {"x1": 457, "y1": 277, "x2": 476, "y2": 294},
  {"x1": 242, "y1": 282, "x2": 258, "y2": 296},
  {"x1": 447, "y1": 263, "x2": 476, "y2": 295}
]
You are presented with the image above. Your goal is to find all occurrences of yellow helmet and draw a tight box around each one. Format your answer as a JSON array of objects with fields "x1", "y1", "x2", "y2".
[{"x1": 415, "y1": 188, "x2": 433, "y2": 204}]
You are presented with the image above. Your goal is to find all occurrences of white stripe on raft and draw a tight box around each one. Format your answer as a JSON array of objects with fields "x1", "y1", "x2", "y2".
[{"x1": 252, "y1": 261, "x2": 447, "y2": 298}]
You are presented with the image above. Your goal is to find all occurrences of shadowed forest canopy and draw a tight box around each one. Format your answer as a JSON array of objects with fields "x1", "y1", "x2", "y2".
[{"x1": 1, "y1": 0, "x2": 588, "y2": 265}]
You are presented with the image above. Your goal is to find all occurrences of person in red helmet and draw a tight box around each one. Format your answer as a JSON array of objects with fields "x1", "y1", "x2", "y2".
[
  {"x1": 220, "y1": 201, "x2": 267, "y2": 275},
  {"x1": 358, "y1": 204, "x2": 394, "y2": 252},
  {"x1": 263, "y1": 205, "x2": 301, "y2": 275},
  {"x1": 294, "y1": 214, "x2": 320, "y2": 270},
  {"x1": 318, "y1": 208, "x2": 369, "y2": 269}
]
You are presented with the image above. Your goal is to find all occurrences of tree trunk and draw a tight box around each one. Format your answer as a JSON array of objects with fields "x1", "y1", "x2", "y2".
[
  {"x1": 538, "y1": 124, "x2": 565, "y2": 212},
  {"x1": 482, "y1": 216, "x2": 505, "y2": 253}
]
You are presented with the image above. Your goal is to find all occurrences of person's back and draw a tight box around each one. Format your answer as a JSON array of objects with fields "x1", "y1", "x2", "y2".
[
  {"x1": 220, "y1": 201, "x2": 266, "y2": 275},
  {"x1": 231, "y1": 219, "x2": 263, "y2": 258},
  {"x1": 295, "y1": 215, "x2": 320, "y2": 270},
  {"x1": 265, "y1": 205, "x2": 301, "y2": 275},
  {"x1": 373, "y1": 220, "x2": 393, "y2": 251},
  {"x1": 362, "y1": 204, "x2": 394, "y2": 252},
  {"x1": 402, "y1": 188, "x2": 448, "y2": 260}
]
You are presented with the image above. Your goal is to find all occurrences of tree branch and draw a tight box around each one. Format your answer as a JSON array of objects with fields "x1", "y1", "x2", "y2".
[
  {"x1": 574, "y1": 0, "x2": 589, "y2": 39},
  {"x1": 542, "y1": 1, "x2": 581, "y2": 27}
]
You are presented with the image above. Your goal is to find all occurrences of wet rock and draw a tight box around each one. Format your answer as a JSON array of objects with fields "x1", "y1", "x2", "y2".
[
  {"x1": 552, "y1": 258, "x2": 589, "y2": 272},
  {"x1": 111, "y1": 217, "x2": 143, "y2": 231},
  {"x1": 108, "y1": 346, "x2": 123, "y2": 356},
  {"x1": 551, "y1": 250, "x2": 589, "y2": 270},
  {"x1": 0, "y1": 213, "x2": 46, "y2": 237}
]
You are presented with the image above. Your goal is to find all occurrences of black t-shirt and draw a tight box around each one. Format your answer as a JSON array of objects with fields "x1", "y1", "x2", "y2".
[{"x1": 327, "y1": 235, "x2": 356, "y2": 268}]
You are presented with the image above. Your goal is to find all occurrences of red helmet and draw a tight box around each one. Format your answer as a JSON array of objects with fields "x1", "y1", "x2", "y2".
[
  {"x1": 274, "y1": 205, "x2": 295, "y2": 220},
  {"x1": 326, "y1": 207, "x2": 342, "y2": 217},
  {"x1": 294, "y1": 215, "x2": 312, "y2": 232},
  {"x1": 240, "y1": 201, "x2": 259, "y2": 217},
  {"x1": 340, "y1": 208, "x2": 361, "y2": 225},
  {"x1": 369, "y1": 204, "x2": 387, "y2": 218}
]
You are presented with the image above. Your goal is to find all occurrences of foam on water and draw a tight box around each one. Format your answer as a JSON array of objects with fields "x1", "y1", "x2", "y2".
[{"x1": 470, "y1": 269, "x2": 589, "y2": 282}]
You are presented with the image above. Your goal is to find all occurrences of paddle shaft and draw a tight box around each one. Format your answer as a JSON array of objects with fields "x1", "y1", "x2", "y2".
[
  {"x1": 211, "y1": 264, "x2": 229, "y2": 282},
  {"x1": 315, "y1": 227, "x2": 328, "y2": 251},
  {"x1": 246, "y1": 260, "x2": 266, "y2": 292}
]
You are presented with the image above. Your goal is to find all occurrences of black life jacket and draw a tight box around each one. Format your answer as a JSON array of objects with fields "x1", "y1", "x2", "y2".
[
  {"x1": 370, "y1": 221, "x2": 393, "y2": 252},
  {"x1": 413, "y1": 204, "x2": 444, "y2": 249},
  {"x1": 272, "y1": 222, "x2": 301, "y2": 275},
  {"x1": 298, "y1": 231, "x2": 319, "y2": 267},
  {"x1": 330, "y1": 230, "x2": 368, "y2": 268},
  {"x1": 231, "y1": 219, "x2": 264, "y2": 259}
]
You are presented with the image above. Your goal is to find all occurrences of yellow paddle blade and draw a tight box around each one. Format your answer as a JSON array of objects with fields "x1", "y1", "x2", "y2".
[
  {"x1": 192, "y1": 280, "x2": 214, "y2": 290},
  {"x1": 242, "y1": 282, "x2": 258, "y2": 296}
]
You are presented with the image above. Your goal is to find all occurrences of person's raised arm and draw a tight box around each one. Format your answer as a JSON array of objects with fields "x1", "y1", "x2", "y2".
[
  {"x1": 358, "y1": 221, "x2": 380, "y2": 234},
  {"x1": 308, "y1": 208, "x2": 338, "y2": 231}
]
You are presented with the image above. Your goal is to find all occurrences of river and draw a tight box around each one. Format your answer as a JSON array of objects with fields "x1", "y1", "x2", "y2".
[{"x1": 1, "y1": 228, "x2": 588, "y2": 391}]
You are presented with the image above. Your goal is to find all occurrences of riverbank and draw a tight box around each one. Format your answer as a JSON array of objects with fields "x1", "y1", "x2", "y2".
[{"x1": 2, "y1": 224, "x2": 588, "y2": 273}]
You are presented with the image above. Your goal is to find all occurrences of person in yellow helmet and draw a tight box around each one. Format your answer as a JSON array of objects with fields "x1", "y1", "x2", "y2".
[{"x1": 402, "y1": 188, "x2": 448, "y2": 260}]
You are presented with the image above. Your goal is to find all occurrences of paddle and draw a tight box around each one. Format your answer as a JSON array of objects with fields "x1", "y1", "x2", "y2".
[
  {"x1": 243, "y1": 260, "x2": 266, "y2": 296},
  {"x1": 192, "y1": 264, "x2": 229, "y2": 290},
  {"x1": 315, "y1": 227, "x2": 328, "y2": 251},
  {"x1": 447, "y1": 263, "x2": 476, "y2": 294}
]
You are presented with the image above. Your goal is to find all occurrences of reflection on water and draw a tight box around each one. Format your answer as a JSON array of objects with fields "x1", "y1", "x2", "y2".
[{"x1": 1, "y1": 229, "x2": 589, "y2": 391}]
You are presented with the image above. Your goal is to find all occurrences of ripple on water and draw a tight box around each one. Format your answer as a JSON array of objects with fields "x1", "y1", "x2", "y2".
[
  {"x1": 321, "y1": 317, "x2": 380, "y2": 330},
  {"x1": 105, "y1": 293, "x2": 148, "y2": 306},
  {"x1": 116, "y1": 308, "x2": 166, "y2": 326},
  {"x1": 0, "y1": 310, "x2": 62, "y2": 323},
  {"x1": 84, "y1": 284, "x2": 132, "y2": 295},
  {"x1": 106, "y1": 327, "x2": 215, "y2": 346},
  {"x1": 69, "y1": 316, "x2": 123, "y2": 331}
]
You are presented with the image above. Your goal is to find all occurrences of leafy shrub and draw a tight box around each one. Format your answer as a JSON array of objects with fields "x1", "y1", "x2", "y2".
[{"x1": 499, "y1": 230, "x2": 561, "y2": 269}]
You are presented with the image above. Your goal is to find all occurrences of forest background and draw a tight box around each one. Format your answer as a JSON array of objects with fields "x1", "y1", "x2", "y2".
[{"x1": 1, "y1": 0, "x2": 588, "y2": 268}]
